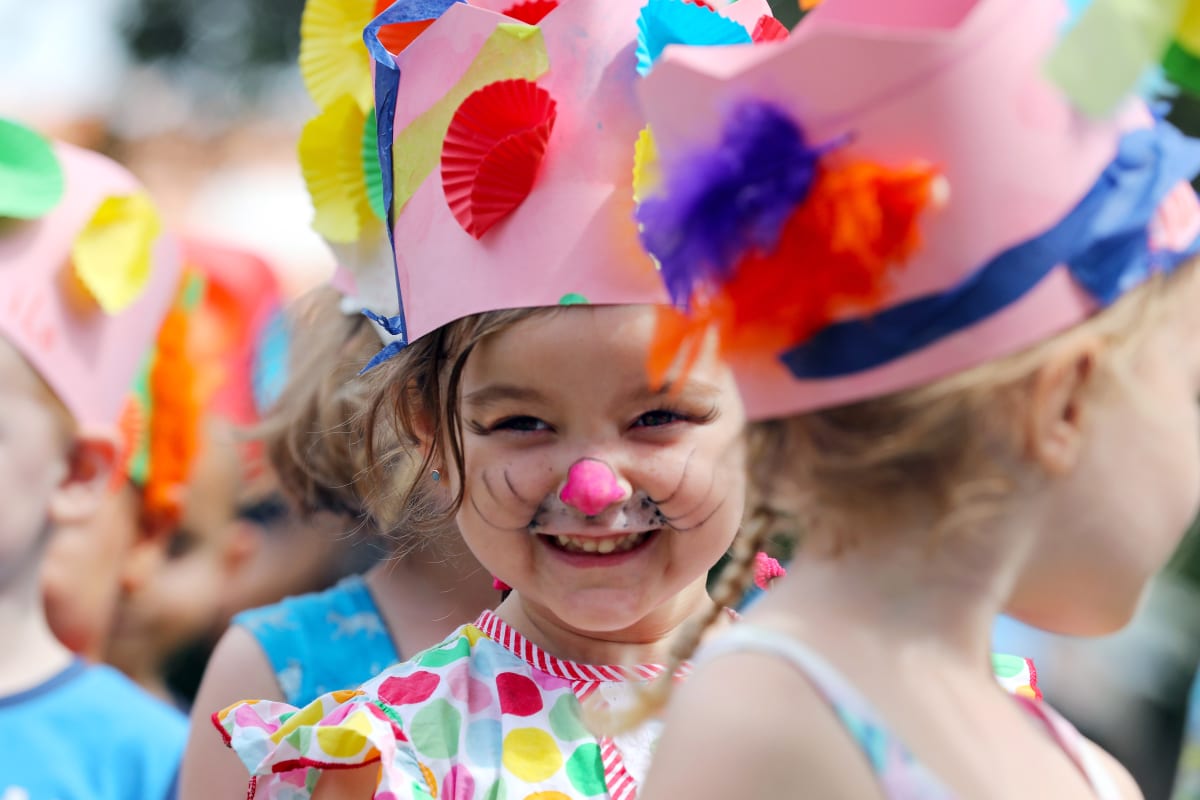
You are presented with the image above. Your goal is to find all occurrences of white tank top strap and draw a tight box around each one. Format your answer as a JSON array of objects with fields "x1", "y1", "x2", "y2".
[{"x1": 698, "y1": 624, "x2": 1123, "y2": 800}]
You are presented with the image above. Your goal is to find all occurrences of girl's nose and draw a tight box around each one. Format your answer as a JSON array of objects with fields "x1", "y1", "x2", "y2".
[{"x1": 559, "y1": 458, "x2": 631, "y2": 516}]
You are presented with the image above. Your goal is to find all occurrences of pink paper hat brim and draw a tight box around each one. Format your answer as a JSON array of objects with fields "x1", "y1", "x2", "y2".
[{"x1": 0, "y1": 143, "x2": 182, "y2": 428}]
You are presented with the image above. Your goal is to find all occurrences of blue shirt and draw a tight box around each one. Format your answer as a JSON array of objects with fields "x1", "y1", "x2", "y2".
[
  {"x1": 0, "y1": 659, "x2": 187, "y2": 800},
  {"x1": 233, "y1": 574, "x2": 400, "y2": 707}
]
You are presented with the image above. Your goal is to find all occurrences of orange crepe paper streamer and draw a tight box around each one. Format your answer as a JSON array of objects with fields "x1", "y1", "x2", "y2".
[{"x1": 142, "y1": 297, "x2": 200, "y2": 529}]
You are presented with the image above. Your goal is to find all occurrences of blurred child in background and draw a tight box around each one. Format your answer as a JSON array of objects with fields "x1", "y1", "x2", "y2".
[
  {"x1": 102, "y1": 240, "x2": 376, "y2": 708},
  {"x1": 0, "y1": 118, "x2": 187, "y2": 800},
  {"x1": 41, "y1": 259, "x2": 206, "y2": 672},
  {"x1": 178, "y1": 281, "x2": 495, "y2": 799}
]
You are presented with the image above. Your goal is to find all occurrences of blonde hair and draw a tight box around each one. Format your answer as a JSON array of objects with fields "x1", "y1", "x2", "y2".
[
  {"x1": 612, "y1": 259, "x2": 1197, "y2": 731},
  {"x1": 257, "y1": 286, "x2": 398, "y2": 533}
]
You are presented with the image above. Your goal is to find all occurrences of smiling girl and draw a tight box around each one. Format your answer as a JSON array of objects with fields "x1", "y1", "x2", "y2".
[{"x1": 211, "y1": 0, "x2": 770, "y2": 796}]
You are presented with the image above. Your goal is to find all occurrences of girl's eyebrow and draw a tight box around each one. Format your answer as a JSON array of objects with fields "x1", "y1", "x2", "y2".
[
  {"x1": 464, "y1": 384, "x2": 550, "y2": 408},
  {"x1": 642, "y1": 380, "x2": 723, "y2": 402},
  {"x1": 464, "y1": 380, "x2": 721, "y2": 409}
]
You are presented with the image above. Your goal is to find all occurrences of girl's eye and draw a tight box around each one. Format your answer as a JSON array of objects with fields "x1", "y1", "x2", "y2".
[
  {"x1": 492, "y1": 416, "x2": 551, "y2": 433},
  {"x1": 634, "y1": 409, "x2": 687, "y2": 428}
]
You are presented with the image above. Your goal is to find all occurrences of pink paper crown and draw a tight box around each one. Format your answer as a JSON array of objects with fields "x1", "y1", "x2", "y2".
[
  {"x1": 0, "y1": 131, "x2": 182, "y2": 428},
  {"x1": 636, "y1": 0, "x2": 1200, "y2": 419},
  {"x1": 358, "y1": 0, "x2": 775, "y2": 364}
]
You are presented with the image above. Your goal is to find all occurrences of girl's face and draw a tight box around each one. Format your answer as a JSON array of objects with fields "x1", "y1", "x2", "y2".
[
  {"x1": 1011, "y1": 274, "x2": 1200, "y2": 635},
  {"x1": 448, "y1": 305, "x2": 747, "y2": 638}
]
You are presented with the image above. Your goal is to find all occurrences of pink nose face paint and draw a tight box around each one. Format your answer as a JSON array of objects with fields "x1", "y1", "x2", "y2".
[{"x1": 559, "y1": 459, "x2": 626, "y2": 517}]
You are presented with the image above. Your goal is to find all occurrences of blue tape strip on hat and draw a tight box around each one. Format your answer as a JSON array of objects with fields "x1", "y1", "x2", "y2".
[
  {"x1": 361, "y1": 0, "x2": 463, "y2": 369},
  {"x1": 782, "y1": 121, "x2": 1200, "y2": 380}
]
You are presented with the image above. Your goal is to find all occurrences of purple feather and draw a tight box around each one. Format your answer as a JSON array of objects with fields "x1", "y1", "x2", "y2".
[{"x1": 637, "y1": 101, "x2": 825, "y2": 306}]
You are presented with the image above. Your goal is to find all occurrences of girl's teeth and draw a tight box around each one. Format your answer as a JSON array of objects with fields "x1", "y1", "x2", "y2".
[{"x1": 552, "y1": 532, "x2": 647, "y2": 554}]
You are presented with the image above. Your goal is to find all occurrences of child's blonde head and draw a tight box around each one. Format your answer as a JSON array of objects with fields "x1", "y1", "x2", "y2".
[
  {"x1": 747, "y1": 263, "x2": 1190, "y2": 555},
  {"x1": 258, "y1": 286, "x2": 399, "y2": 534}
]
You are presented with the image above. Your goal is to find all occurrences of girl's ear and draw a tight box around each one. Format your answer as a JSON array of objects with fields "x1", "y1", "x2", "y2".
[
  {"x1": 409, "y1": 407, "x2": 440, "y2": 463},
  {"x1": 1022, "y1": 334, "x2": 1104, "y2": 477},
  {"x1": 47, "y1": 428, "x2": 120, "y2": 525}
]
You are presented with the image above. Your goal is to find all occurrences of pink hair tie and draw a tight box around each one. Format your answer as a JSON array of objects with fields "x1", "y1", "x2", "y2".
[
  {"x1": 753, "y1": 552, "x2": 786, "y2": 590},
  {"x1": 493, "y1": 577, "x2": 512, "y2": 592}
]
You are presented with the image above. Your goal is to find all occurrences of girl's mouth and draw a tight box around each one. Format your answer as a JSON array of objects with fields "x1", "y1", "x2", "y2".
[{"x1": 542, "y1": 530, "x2": 658, "y2": 555}]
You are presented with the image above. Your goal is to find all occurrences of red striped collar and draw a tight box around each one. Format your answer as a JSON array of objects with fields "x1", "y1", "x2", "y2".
[{"x1": 474, "y1": 610, "x2": 687, "y2": 683}]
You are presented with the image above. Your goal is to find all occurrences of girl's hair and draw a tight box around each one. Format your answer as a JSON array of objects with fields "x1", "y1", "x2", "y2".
[
  {"x1": 612, "y1": 259, "x2": 1198, "y2": 731},
  {"x1": 748, "y1": 266, "x2": 1186, "y2": 553},
  {"x1": 258, "y1": 286, "x2": 396, "y2": 533},
  {"x1": 361, "y1": 306, "x2": 558, "y2": 553}
]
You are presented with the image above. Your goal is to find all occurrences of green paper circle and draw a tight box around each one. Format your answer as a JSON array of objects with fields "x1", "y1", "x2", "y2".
[
  {"x1": 362, "y1": 111, "x2": 386, "y2": 222},
  {"x1": 0, "y1": 119, "x2": 65, "y2": 219},
  {"x1": 558, "y1": 292, "x2": 589, "y2": 305}
]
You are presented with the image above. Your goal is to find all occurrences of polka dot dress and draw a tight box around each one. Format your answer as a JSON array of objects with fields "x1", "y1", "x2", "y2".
[
  {"x1": 214, "y1": 612, "x2": 674, "y2": 800},
  {"x1": 213, "y1": 612, "x2": 1041, "y2": 800}
]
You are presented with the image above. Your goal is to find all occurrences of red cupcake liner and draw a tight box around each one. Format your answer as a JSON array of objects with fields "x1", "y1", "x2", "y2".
[
  {"x1": 752, "y1": 15, "x2": 788, "y2": 43},
  {"x1": 442, "y1": 79, "x2": 558, "y2": 239},
  {"x1": 501, "y1": 0, "x2": 559, "y2": 25}
]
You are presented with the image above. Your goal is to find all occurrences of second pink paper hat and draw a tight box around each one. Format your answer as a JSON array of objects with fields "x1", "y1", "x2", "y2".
[
  {"x1": 358, "y1": 0, "x2": 775, "y2": 365},
  {"x1": 0, "y1": 122, "x2": 182, "y2": 428},
  {"x1": 636, "y1": 0, "x2": 1200, "y2": 419}
]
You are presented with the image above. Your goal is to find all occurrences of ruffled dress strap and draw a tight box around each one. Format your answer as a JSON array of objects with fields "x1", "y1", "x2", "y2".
[
  {"x1": 213, "y1": 688, "x2": 429, "y2": 800},
  {"x1": 700, "y1": 624, "x2": 1116, "y2": 800},
  {"x1": 1014, "y1": 696, "x2": 1123, "y2": 800}
]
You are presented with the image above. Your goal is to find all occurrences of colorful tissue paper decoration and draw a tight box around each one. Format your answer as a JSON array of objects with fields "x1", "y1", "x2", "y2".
[
  {"x1": 638, "y1": 100, "x2": 942, "y2": 380},
  {"x1": 1047, "y1": 0, "x2": 1200, "y2": 116},
  {"x1": 441, "y1": 79, "x2": 558, "y2": 238},
  {"x1": 339, "y1": 0, "x2": 774, "y2": 361},
  {"x1": 634, "y1": 0, "x2": 1200, "y2": 420}
]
